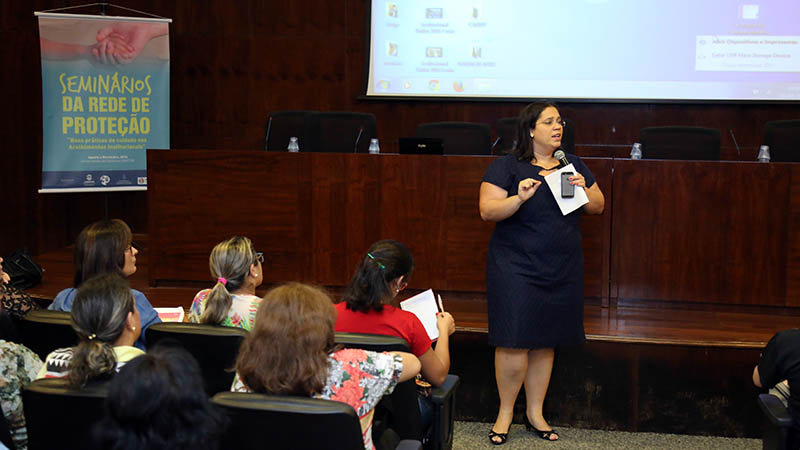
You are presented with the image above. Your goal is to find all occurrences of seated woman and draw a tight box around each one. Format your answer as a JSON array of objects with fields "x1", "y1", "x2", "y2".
[
  {"x1": 336, "y1": 240, "x2": 455, "y2": 389},
  {"x1": 49, "y1": 219, "x2": 159, "y2": 350},
  {"x1": 0, "y1": 260, "x2": 42, "y2": 450},
  {"x1": 93, "y1": 345, "x2": 227, "y2": 450},
  {"x1": 37, "y1": 273, "x2": 143, "y2": 384},
  {"x1": 0, "y1": 255, "x2": 39, "y2": 321},
  {"x1": 233, "y1": 282, "x2": 421, "y2": 450},
  {"x1": 189, "y1": 236, "x2": 263, "y2": 330}
]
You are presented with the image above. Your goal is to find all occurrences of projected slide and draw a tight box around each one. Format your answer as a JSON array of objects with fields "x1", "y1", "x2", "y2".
[{"x1": 366, "y1": 0, "x2": 800, "y2": 101}]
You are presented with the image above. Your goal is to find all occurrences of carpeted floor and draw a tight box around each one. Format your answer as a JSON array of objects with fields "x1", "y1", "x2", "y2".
[{"x1": 453, "y1": 421, "x2": 760, "y2": 449}]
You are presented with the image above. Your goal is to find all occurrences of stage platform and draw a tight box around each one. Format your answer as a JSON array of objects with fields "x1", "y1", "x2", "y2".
[{"x1": 26, "y1": 236, "x2": 796, "y2": 437}]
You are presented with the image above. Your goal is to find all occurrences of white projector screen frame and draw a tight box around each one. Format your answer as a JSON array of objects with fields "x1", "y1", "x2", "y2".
[{"x1": 363, "y1": 0, "x2": 800, "y2": 102}]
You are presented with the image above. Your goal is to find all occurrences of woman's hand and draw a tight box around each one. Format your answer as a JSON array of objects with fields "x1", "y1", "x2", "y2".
[
  {"x1": 518, "y1": 178, "x2": 541, "y2": 202},
  {"x1": 568, "y1": 172, "x2": 587, "y2": 188},
  {"x1": 437, "y1": 311, "x2": 455, "y2": 336},
  {"x1": 0, "y1": 257, "x2": 9, "y2": 285}
]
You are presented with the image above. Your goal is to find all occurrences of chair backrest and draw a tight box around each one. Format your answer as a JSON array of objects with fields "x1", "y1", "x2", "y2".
[
  {"x1": 764, "y1": 120, "x2": 800, "y2": 162},
  {"x1": 638, "y1": 126, "x2": 721, "y2": 160},
  {"x1": 334, "y1": 332, "x2": 423, "y2": 442},
  {"x1": 265, "y1": 110, "x2": 315, "y2": 151},
  {"x1": 416, "y1": 122, "x2": 492, "y2": 155},
  {"x1": 495, "y1": 117, "x2": 576, "y2": 155},
  {"x1": 145, "y1": 322, "x2": 247, "y2": 396},
  {"x1": 19, "y1": 310, "x2": 77, "y2": 360},
  {"x1": 212, "y1": 392, "x2": 365, "y2": 450},
  {"x1": 22, "y1": 378, "x2": 109, "y2": 450},
  {"x1": 303, "y1": 111, "x2": 378, "y2": 153}
]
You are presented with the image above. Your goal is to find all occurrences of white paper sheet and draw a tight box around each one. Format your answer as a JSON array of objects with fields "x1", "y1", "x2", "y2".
[
  {"x1": 154, "y1": 307, "x2": 185, "y2": 322},
  {"x1": 543, "y1": 163, "x2": 589, "y2": 216},
  {"x1": 399, "y1": 289, "x2": 440, "y2": 341}
]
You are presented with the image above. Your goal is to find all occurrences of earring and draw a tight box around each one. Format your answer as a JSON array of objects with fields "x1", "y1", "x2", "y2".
[{"x1": 131, "y1": 326, "x2": 136, "y2": 332}]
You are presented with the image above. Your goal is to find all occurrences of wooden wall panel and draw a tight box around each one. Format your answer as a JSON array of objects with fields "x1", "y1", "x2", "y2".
[
  {"x1": 4, "y1": 0, "x2": 800, "y2": 261},
  {"x1": 611, "y1": 160, "x2": 788, "y2": 305}
]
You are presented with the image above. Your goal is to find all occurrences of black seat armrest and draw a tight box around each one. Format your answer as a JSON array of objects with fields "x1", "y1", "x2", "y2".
[
  {"x1": 430, "y1": 374, "x2": 459, "y2": 405},
  {"x1": 396, "y1": 439, "x2": 423, "y2": 450},
  {"x1": 759, "y1": 393, "x2": 793, "y2": 428}
]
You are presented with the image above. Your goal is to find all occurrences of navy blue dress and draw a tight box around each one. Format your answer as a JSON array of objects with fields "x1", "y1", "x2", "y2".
[{"x1": 482, "y1": 154, "x2": 595, "y2": 349}]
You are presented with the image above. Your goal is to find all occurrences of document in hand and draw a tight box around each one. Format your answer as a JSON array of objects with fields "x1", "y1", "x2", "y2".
[
  {"x1": 543, "y1": 163, "x2": 589, "y2": 216},
  {"x1": 400, "y1": 289, "x2": 440, "y2": 341}
]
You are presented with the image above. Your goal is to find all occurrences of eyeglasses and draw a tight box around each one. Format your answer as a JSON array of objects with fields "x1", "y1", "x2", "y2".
[
  {"x1": 537, "y1": 118, "x2": 566, "y2": 127},
  {"x1": 255, "y1": 252, "x2": 264, "y2": 264}
]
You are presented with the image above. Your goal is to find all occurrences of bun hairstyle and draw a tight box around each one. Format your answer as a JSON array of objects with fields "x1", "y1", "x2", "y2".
[
  {"x1": 67, "y1": 273, "x2": 136, "y2": 388},
  {"x1": 201, "y1": 236, "x2": 258, "y2": 325},
  {"x1": 512, "y1": 101, "x2": 558, "y2": 163},
  {"x1": 342, "y1": 240, "x2": 414, "y2": 313},
  {"x1": 235, "y1": 283, "x2": 336, "y2": 396},
  {"x1": 73, "y1": 219, "x2": 133, "y2": 287}
]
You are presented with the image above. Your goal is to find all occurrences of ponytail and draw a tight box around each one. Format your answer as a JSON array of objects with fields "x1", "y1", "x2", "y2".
[
  {"x1": 201, "y1": 236, "x2": 257, "y2": 325},
  {"x1": 67, "y1": 273, "x2": 134, "y2": 388},
  {"x1": 342, "y1": 240, "x2": 414, "y2": 313}
]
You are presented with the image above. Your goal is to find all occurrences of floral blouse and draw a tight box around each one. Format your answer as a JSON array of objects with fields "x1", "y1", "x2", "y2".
[
  {"x1": 0, "y1": 340, "x2": 42, "y2": 450},
  {"x1": 189, "y1": 289, "x2": 261, "y2": 331},
  {"x1": 233, "y1": 348, "x2": 403, "y2": 450}
]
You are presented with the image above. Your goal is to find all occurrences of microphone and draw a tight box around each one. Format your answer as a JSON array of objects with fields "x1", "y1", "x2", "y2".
[
  {"x1": 354, "y1": 126, "x2": 364, "y2": 153},
  {"x1": 729, "y1": 128, "x2": 741, "y2": 158},
  {"x1": 490, "y1": 137, "x2": 501, "y2": 155},
  {"x1": 264, "y1": 116, "x2": 273, "y2": 150},
  {"x1": 554, "y1": 149, "x2": 569, "y2": 167}
]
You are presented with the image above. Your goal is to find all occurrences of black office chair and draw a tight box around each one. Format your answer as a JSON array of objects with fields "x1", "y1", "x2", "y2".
[
  {"x1": 335, "y1": 332, "x2": 460, "y2": 450},
  {"x1": 302, "y1": 111, "x2": 378, "y2": 154},
  {"x1": 265, "y1": 110, "x2": 315, "y2": 151},
  {"x1": 146, "y1": 322, "x2": 247, "y2": 396},
  {"x1": 416, "y1": 122, "x2": 492, "y2": 155},
  {"x1": 764, "y1": 120, "x2": 800, "y2": 162},
  {"x1": 22, "y1": 378, "x2": 109, "y2": 450},
  {"x1": 495, "y1": 117, "x2": 575, "y2": 155},
  {"x1": 638, "y1": 126, "x2": 721, "y2": 160},
  {"x1": 211, "y1": 392, "x2": 422, "y2": 450},
  {"x1": 758, "y1": 393, "x2": 795, "y2": 450},
  {"x1": 18, "y1": 310, "x2": 77, "y2": 360}
]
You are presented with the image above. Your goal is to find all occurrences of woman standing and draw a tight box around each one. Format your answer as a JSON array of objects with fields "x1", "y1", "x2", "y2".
[{"x1": 479, "y1": 102, "x2": 604, "y2": 444}]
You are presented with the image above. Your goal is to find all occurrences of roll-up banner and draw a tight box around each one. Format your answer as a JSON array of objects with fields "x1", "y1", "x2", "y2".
[{"x1": 35, "y1": 12, "x2": 171, "y2": 192}]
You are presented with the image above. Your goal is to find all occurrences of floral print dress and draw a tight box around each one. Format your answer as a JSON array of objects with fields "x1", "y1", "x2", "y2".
[
  {"x1": 189, "y1": 289, "x2": 261, "y2": 331},
  {"x1": 232, "y1": 348, "x2": 403, "y2": 450}
]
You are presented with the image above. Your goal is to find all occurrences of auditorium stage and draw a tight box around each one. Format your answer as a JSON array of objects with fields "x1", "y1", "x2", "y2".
[{"x1": 25, "y1": 236, "x2": 796, "y2": 438}]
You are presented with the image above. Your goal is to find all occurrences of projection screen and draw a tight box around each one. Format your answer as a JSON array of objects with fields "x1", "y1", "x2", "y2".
[{"x1": 364, "y1": 0, "x2": 800, "y2": 101}]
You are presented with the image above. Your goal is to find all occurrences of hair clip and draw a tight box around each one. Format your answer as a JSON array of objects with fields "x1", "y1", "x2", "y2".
[
  {"x1": 217, "y1": 277, "x2": 228, "y2": 286},
  {"x1": 367, "y1": 253, "x2": 386, "y2": 270},
  {"x1": 87, "y1": 333, "x2": 97, "y2": 340}
]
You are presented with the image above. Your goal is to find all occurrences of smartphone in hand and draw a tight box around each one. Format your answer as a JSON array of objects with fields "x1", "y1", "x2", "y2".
[{"x1": 561, "y1": 171, "x2": 574, "y2": 198}]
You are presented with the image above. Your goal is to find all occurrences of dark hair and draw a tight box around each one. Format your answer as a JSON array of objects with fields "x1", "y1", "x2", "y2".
[
  {"x1": 73, "y1": 219, "x2": 133, "y2": 287},
  {"x1": 342, "y1": 240, "x2": 414, "y2": 313},
  {"x1": 67, "y1": 273, "x2": 135, "y2": 388},
  {"x1": 235, "y1": 283, "x2": 335, "y2": 396},
  {"x1": 202, "y1": 236, "x2": 258, "y2": 325},
  {"x1": 512, "y1": 101, "x2": 559, "y2": 162},
  {"x1": 93, "y1": 345, "x2": 227, "y2": 450}
]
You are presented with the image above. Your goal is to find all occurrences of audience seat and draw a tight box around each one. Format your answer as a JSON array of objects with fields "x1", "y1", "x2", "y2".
[
  {"x1": 416, "y1": 122, "x2": 492, "y2": 155},
  {"x1": 764, "y1": 120, "x2": 800, "y2": 162},
  {"x1": 211, "y1": 392, "x2": 422, "y2": 450},
  {"x1": 758, "y1": 393, "x2": 794, "y2": 450},
  {"x1": 335, "y1": 332, "x2": 460, "y2": 450},
  {"x1": 638, "y1": 126, "x2": 721, "y2": 160},
  {"x1": 18, "y1": 310, "x2": 76, "y2": 360},
  {"x1": 302, "y1": 111, "x2": 378, "y2": 153},
  {"x1": 265, "y1": 110, "x2": 315, "y2": 151},
  {"x1": 22, "y1": 378, "x2": 109, "y2": 450},
  {"x1": 145, "y1": 322, "x2": 247, "y2": 396}
]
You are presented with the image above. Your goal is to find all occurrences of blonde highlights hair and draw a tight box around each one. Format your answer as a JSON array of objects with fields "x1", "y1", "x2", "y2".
[
  {"x1": 201, "y1": 236, "x2": 257, "y2": 325},
  {"x1": 235, "y1": 283, "x2": 335, "y2": 395}
]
